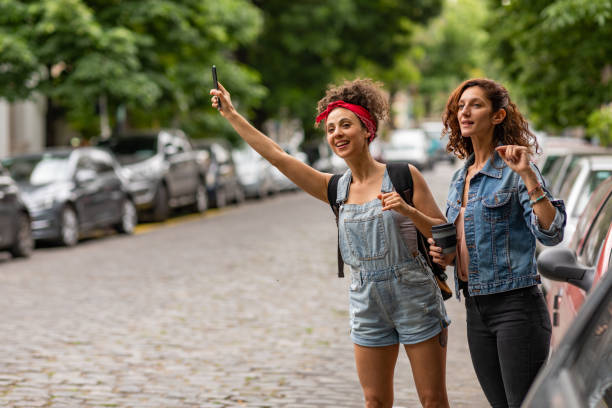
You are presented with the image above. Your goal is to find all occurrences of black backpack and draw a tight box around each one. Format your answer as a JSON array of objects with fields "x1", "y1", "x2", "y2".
[{"x1": 327, "y1": 163, "x2": 452, "y2": 300}]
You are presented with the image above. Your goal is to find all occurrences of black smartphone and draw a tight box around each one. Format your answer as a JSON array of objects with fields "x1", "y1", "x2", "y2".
[{"x1": 212, "y1": 65, "x2": 221, "y2": 109}]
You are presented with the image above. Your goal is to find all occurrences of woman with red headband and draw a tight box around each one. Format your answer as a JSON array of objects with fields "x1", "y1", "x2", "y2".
[{"x1": 211, "y1": 78, "x2": 451, "y2": 408}]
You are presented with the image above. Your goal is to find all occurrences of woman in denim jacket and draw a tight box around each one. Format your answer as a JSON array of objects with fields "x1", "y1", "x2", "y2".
[
  {"x1": 428, "y1": 78, "x2": 566, "y2": 408},
  {"x1": 212, "y1": 79, "x2": 451, "y2": 407}
]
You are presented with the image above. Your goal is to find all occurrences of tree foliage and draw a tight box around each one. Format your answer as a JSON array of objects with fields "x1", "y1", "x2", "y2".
[
  {"x1": 243, "y1": 0, "x2": 442, "y2": 139},
  {"x1": 0, "y1": 0, "x2": 265, "y2": 140},
  {"x1": 413, "y1": 0, "x2": 491, "y2": 117},
  {"x1": 486, "y1": 0, "x2": 612, "y2": 130}
]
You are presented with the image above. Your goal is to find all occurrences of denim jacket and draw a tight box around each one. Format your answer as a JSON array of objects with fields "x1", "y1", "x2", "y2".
[{"x1": 446, "y1": 151, "x2": 566, "y2": 299}]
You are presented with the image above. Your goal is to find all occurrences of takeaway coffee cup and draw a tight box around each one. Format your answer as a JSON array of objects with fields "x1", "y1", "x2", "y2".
[{"x1": 431, "y1": 223, "x2": 457, "y2": 255}]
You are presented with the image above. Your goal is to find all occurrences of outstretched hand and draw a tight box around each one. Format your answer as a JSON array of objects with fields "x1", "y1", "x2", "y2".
[
  {"x1": 210, "y1": 83, "x2": 235, "y2": 117},
  {"x1": 378, "y1": 191, "x2": 413, "y2": 217},
  {"x1": 495, "y1": 145, "x2": 531, "y2": 175},
  {"x1": 427, "y1": 237, "x2": 455, "y2": 268}
]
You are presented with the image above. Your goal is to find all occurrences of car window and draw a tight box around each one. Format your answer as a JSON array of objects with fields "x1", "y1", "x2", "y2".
[
  {"x1": 211, "y1": 144, "x2": 230, "y2": 164},
  {"x1": 579, "y1": 195, "x2": 612, "y2": 267},
  {"x1": 546, "y1": 156, "x2": 568, "y2": 192},
  {"x1": 76, "y1": 156, "x2": 96, "y2": 172},
  {"x1": 90, "y1": 151, "x2": 116, "y2": 174},
  {"x1": 571, "y1": 180, "x2": 612, "y2": 251},
  {"x1": 573, "y1": 170, "x2": 612, "y2": 218},
  {"x1": 100, "y1": 137, "x2": 158, "y2": 162},
  {"x1": 541, "y1": 154, "x2": 562, "y2": 178},
  {"x1": 559, "y1": 165, "x2": 581, "y2": 202},
  {"x1": 3, "y1": 154, "x2": 71, "y2": 185}
]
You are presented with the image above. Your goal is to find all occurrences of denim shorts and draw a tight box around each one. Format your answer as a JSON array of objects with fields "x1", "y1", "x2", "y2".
[{"x1": 348, "y1": 258, "x2": 451, "y2": 347}]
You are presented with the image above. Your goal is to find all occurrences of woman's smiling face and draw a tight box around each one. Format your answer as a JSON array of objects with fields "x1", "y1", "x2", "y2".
[{"x1": 325, "y1": 107, "x2": 369, "y2": 158}]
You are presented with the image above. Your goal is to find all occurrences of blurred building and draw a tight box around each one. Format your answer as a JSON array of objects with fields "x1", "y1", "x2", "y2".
[{"x1": 0, "y1": 97, "x2": 46, "y2": 157}]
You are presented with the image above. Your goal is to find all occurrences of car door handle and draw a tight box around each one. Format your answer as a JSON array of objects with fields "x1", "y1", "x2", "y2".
[{"x1": 553, "y1": 294, "x2": 562, "y2": 310}]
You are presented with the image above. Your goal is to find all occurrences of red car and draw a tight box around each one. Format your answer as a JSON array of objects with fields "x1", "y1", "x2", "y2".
[{"x1": 537, "y1": 175, "x2": 612, "y2": 349}]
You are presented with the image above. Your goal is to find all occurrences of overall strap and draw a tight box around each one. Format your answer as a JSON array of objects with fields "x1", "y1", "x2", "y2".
[{"x1": 327, "y1": 174, "x2": 344, "y2": 277}]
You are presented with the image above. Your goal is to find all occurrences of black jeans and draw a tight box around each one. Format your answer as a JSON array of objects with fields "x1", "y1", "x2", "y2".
[{"x1": 464, "y1": 285, "x2": 552, "y2": 408}]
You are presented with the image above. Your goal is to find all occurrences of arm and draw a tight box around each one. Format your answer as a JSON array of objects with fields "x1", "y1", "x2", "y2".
[
  {"x1": 378, "y1": 164, "x2": 446, "y2": 238},
  {"x1": 211, "y1": 83, "x2": 332, "y2": 203},
  {"x1": 496, "y1": 146, "x2": 566, "y2": 245}
]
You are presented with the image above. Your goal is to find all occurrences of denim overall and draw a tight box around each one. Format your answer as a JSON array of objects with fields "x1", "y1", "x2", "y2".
[{"x1": 336, "y1": 168, "x2": 450, "y2": 347}]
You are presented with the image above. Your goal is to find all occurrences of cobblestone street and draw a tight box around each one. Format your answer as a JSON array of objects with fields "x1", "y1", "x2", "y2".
[{"x1": 0, "y1": 163, "x2": 488, "y2": 407}]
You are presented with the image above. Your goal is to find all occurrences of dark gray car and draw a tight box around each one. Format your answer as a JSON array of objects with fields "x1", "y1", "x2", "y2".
[
  {"x1": 1, "y1": 147, "x2": 137, "y2": 246},
  {"x1": 0, "y1": 163, "x2": 33, "y2": 257}
]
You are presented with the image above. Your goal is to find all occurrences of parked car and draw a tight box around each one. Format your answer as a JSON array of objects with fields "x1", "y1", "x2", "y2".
[
  {"x1": 537, "y1": 175, "x2": 612, "y2": 349},
  {"x1": 97, "y1": 129, "x2": 207, "y2": 221},
  {"x1": 0, "y1": 162, "x2": 33, "y2": 257},
  {"x1": 421, "y1": 121, "x2": 454, "y2": 164},
  {"x1": 536, "y1": 155, "x2": 612, "y2": 267},
  {"x1": 556, "y1": 155, "x2": 612, "y2": 243},
  {"x1": 1, "y1": 147, "x2": 137, "y2": 247},
  {"x1": 543, "y1": 146, "x2": 612, "y2": 196},
  {"x1": 312, "y1": 142, "x2": 348, "y2": 174},
  {"x1": 536, "y1": 136, "x2": 589, "y2": 181},
  {"x1": 233, "y1": 147, "x2": 278, "y2": 199},
  {"x1": 192, "y1": 139, "x2": 244, "y2": 208},
  {"x1": 271, "y1": 145, "x2": 309, "y2": 192},
  {"x1": 381, "y1": 128, "x2": 434, "y2": 170},
  {"x1": 522, "y1": 261, "x2": 612, "y2": 407}
]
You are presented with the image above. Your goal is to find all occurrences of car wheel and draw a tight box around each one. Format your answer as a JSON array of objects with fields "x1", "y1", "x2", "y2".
[
  {"x1": 255, "y1": 184, "x2": 267, "y2": 200},
  {"x1": 152, "y1": 184, "x2": 170, "y2": 222},
  {"x1": 10, "y1": 211, "x2": 33, "y2": 258},
  {"x1": 193, "y1": 181, "x2": 208, "y2": 214},
  {"x1": 116, "y1": 199, "x2": 137, "y2": 234},
  {"x1": 214, "y1": 187, "x2": 227, "y2": 208},
  {"x1": 59, "y1": 206, "x2": 79, "y2": 247},
  {"x1": 234, "y1": 185, "x2": 246, "y2": 204}
]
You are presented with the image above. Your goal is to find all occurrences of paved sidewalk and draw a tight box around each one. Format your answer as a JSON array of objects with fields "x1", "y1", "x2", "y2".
[{"x1": 0, "y1": 165, "x2": 488, "y2": 407}]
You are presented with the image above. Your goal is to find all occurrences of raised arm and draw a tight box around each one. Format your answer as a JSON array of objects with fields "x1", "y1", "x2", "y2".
[{"x1": 211, "y1": 83, "x2": 332, "y2": 203}]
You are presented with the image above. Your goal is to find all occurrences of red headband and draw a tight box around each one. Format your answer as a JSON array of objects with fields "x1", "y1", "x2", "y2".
[{"x1": 315, "y1": 101, "x2": 377, "y2": 142}]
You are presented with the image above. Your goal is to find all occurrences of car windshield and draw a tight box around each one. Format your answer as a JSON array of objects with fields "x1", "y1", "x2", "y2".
[
  {"x1": 2, "y1": 154, "x2": 71, "y2": 185},
  {"x1": 99, "y1": 136, "x2": 158, "y2": 164},
  {"x1": 573, "y1": 170, "x2": 612, "y2": 217},
  {"x1": 389, "y1": 132, "x2": 426, "y2": 149}
]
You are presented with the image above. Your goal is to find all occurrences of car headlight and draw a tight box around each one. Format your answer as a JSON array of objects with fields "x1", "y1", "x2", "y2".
[{"x1": 29, "y1": 195, "x2": 55, "y2": 211}]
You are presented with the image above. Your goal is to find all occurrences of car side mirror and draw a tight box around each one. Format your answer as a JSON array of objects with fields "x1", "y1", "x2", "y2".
[
  {"x1": 75, "y1": 168, "x2": 96, "y2": 184},
  {"x1": 163, "y1": 144, "x2": 178, "y2": 157},
  {"x1": 537, "y1": 247, "x2": 594, "y2": 292}
]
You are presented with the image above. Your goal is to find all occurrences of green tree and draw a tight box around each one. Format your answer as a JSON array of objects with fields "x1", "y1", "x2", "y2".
[
  {"x1": 486, "y1": 0, "x2": 612, "y2": 131},
  {"x1": 0, "y1": 0, "x2": 264, "y2": 143},
  {"x1": 243, "y1": 0, "x2": 443, "y2": 141},
  {"x1": 414, "y1": 0, "x2": 491, "y2": 118}
]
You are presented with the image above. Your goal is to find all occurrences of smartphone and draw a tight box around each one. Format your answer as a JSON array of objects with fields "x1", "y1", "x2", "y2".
[{"x1": 212, "y1": 65, "x2": 221, "y2": 109}]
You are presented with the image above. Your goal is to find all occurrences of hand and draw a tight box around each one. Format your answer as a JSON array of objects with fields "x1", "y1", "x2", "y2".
[
  {"x1": 378, "y1": 191, "x2": 412, "y2": 217},
  {"x1": 427, "y1": 238, "x2": 455, "y2": 268},
  {"x1": 495, "y1": 145, "x2": 531, "y2": 175},
  {"x1": 210, "y1": 82, "x2": 235, "y2": 117}
]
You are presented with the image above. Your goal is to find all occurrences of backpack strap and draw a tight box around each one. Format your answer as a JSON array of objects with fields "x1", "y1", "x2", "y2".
[
  {"x1": 386, "y1": 163, "x2": 452, "y2": 300},
  {"x1": 327, "y1": 174, "x2": 344, "y2": 278},
  {"x1": 386, "y1": 163, "x2": 414, "y2": 204}
]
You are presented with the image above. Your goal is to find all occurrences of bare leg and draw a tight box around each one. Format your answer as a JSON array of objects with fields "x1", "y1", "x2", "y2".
[
  {"x1": 354, "y1": 343, "x2": 399, "y2": 408},
  {"x1": 404, "y1": 329, "x2": 450, "y2": 408}
]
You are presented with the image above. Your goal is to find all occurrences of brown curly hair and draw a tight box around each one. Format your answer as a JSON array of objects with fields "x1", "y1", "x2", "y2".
[
  {"x1": 315, "y1": 78, "x2": 389, "y2": 142},
  {"x1": 442, "y1": 78, "x2": 539, "y2": 159}
]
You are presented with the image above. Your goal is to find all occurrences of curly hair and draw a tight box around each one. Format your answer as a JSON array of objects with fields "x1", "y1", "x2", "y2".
[
  {"x1": 442, "y1": 78, "x2": 539, "y2": 160},
  {"x1": 315, "y1": 78, "x2": 389, "y2": 141}
]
